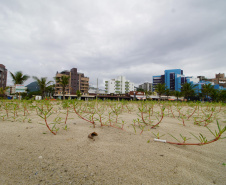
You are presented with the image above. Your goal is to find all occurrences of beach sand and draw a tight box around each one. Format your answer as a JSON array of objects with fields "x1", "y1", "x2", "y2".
[{"x1": 0, "y1": 101, "x2": 226, "y2": 184}]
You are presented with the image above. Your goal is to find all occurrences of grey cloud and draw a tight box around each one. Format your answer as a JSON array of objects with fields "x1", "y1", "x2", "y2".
[{"x1": 1, "y1": 0, "x2": 226, "y2": 88}]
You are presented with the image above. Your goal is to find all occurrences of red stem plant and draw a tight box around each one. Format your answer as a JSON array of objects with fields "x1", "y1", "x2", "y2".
[
  {"x1": 166, "y1": 121, "x2": 226, "y2": 145},
  {"x1": 194, "y1": 107, "x2": 215, "y2": 126},
  {"x1": 62, "y1": 101, "x2": 70, "y2": 124},
  {"x1": 151, "y1": 106, "x2": 165, "y2": 129},
  {"x1": 176, "y1": 105, "x2": 187, "y2": 126},
  {"x1": 72, "y1": 101, "x2": 95, "y2": 128},
  {"x1": 37, "y1": 106, "x2": 56, "y2": 135}
]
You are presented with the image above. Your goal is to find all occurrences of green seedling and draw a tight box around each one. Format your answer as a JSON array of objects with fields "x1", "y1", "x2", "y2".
[
  {"x1": 166, "y1": 121, "x2": 226, "y2": 145},
  {"x1": 152, "y1": 132, "x2": 165, "y2": 139}
]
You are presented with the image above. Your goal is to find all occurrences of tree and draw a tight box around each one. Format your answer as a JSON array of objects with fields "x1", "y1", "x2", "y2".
[
  {"x1": 10, "y1": 71, "x2": 30, "y2": 85},
  {"x1": 144, "y1": 90, "x2": 152, "y2": 99},
  {"x1": 155, "y1": 83, "x2": 166, "y2": 100},
  {"x1": 55, "y1": 75, "x2": 70, "y2": 100},
  {"x1": 164, "y1": 89, "x2": 171, "y2": 99},
  {"x1": 136, "y1": 88, "x2": 145, "y2": 92},
  {"x1": 10, "y1": 71, "x2": 30, "y2": 99},
  {"x1": 0, "y1": 86, "x2": 9, "y2": 98},
  {"x1": 210, "y1": 89, "x2": 219, "y2": 102},
  {"x1": 201, "y1": 83, "x2": 214, "y2": 101},
  {"x1": 46, "y1": 84, "x2": 55, "y2": 98},
  {"x1": 33, "y1": 76, "x2": 53, "y2": 99},
  {"x1": 219, "y1": 90, "x2": 226, "y2": 102},
  {"x1": 76, "y1": 90, "x2": 81, "y2": 100},
  {"x1": 173, "y1": 90, "x2": 182, "y2": 101},
  {"x1": 181, "y1": 83, "x2": 197, "y2": 101}
]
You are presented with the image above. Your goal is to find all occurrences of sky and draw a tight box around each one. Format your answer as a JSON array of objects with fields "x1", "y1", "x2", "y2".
[{"x1": 1, "y1": 0, "x2": 226, "y2": 89}]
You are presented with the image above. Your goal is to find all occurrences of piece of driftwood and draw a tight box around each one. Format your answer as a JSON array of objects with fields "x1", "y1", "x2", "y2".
[{"x1": 88, "y1": 132, "x2": 98, "y2": 140}]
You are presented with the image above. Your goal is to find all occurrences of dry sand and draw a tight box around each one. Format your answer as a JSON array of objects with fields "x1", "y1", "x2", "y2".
[{"x1": 0, "y1": 101, "x2": 226, "y2": 184}]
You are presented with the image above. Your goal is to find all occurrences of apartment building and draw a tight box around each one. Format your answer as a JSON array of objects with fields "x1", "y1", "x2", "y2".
[
  {"x1": 152, "y1": 75, "x2": 164, "y2": 91},
  {"x1": 206, "y1": 73, "x2": 226, "y2": 88},
  {"x1": 55, "y1": 68, "x2": 89, "y2": 96},
  {"x1": 105, "y1": 76, "x2": 134, "y2": 94},
  {"x1": 0, "y1": 64, "x2": 7, "y2": 89},
  {"x1": 139, "y1": 82, "x2": 153, "y2": 92}
]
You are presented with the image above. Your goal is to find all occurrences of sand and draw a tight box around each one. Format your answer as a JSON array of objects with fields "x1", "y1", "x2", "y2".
[{"x1": 0, "y1": 101, "x2": 226, "y2": 184}]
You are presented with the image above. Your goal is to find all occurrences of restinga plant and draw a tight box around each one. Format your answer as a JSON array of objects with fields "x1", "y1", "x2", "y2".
[
  {"x1": 36, "y1": 105, "x2": 56, "y2": 135},
  {"x1": 194, "y1": 107, "x2": 215, "y2": 126},
  {"x1": 138, "y1": 103, "x2": 149, "y2": 125},
  {"x1": 62, "y1": 100, "x2": 70, "y2": 124},
  {"x1": 151, "y1": 106, "x2": 165, "y2": 129},
  {"x1": 164, "y1": 121, "x2": 226, "y2": 145},
  {"x1": 152, "y1": 132, "x2": 165, "y2": 139},
  {"x1": 72, "y1": 101, "x2": 95, "y2": 127}
]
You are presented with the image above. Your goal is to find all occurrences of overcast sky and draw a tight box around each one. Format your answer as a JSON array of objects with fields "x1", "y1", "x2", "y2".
[{"x1": 1, "y1": 0, "x2": 226, "y2": 89}]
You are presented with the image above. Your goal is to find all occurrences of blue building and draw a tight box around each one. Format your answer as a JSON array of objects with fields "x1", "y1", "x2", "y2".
[
  {"x1": 153, "y1": 69, "x2": 226, "y2": 94},
  {"x1": 153, "y1": 69, "x2": 187, "y2": 92},
  {"x1": 164, "y1": 69, "x2": 187, "y2": 91}
]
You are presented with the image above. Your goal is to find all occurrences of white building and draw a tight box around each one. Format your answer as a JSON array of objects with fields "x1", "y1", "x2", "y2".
[
  {"x1": 139, "y1": 82, "x2": 153, "y2": 92},
  {"x1": 105, "y1": 76, "x2": 134, "y2": 94}
]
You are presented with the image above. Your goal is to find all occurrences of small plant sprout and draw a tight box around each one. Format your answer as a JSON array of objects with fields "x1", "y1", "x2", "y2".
[
  {"x1": 63, "y1": 124, "x2": 69, "y2": 131},
  {"x1": 131, "y1": 124, "x2": 137, "y2": 134},
  {"x1": 158, "y1": 121, "x2": 226, "y2": 146},
  {"x1": 152, "y1": 132, "x2": 165, "y2": 139}
]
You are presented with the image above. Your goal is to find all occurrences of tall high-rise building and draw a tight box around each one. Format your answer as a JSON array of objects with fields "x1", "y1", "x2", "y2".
[
  {"x1": 0, "y1": 64, "x2": 7, "y2": 89},
  {"x1": 55, "y1": 68, "x2": 89, "y2": 96},
  {"x1": 139, "y1": 82, "x2": 153, "y2": 92},
  {"x1": 105, "y1": 76, "x2": 134, "y2": 94},
  {"x1": 153, "y1": 69, "x2": 192, "y2": 92},
  {"x1": 164, "y1": 69, "x2": 186, "y2": 91}
]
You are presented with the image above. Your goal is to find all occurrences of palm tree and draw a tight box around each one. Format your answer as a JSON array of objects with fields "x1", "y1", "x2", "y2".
[
  {"x1": 165, "y1": 89, "x2": 171, "y2": 100},
  {"x1": 55, "y1": 75, "x2": 70, "y2": 100},
  {"x1": 201, "y1": 83, "x2": 214, "y2": 101},
  {"x1": 210, "y1": 89, "x2": 219, "y2": 102},
  {"x1": 10, "y1": 71, "x2": 29, "y2": 99},
  {"x1": 155, "y1": 83, "x2": 166, "y2": 100},
  {"x1": 46, "y1": 84, "x2": 55, "y2": 98},
  {"x1": 10, "y1": 71, "x2": 30, "y2": 85},
  {"x1": 181, "y1": 83, "x2": 197, "y2": 101},
  {"x1": 219, "y1": 90, "x2": 226, "y2": 102},
  {"x1": 0, "y1": 86, "x2": 9, "y2": 98},
  {"x1": 33, "y1": 76, "x2": 53, "y2": 99},
  {"x1": 173, "y1": 90, "x2": 182, "y2": 101}
]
